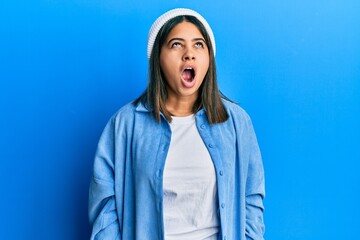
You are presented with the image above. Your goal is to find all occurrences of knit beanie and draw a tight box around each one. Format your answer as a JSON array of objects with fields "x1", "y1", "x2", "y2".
[{"x1": 147, "y1": 8, "x2": 216, "y2": 59}]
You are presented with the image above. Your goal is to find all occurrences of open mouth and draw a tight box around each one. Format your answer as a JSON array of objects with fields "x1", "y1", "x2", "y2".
[{"x1": 182, "y1": 67, "x2": 195, "y2": 82}]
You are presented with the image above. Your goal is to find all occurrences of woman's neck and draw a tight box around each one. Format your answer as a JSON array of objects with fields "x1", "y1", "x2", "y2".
[{"x1": 166, "y1": 96, "x2": 196, "y2": 117}]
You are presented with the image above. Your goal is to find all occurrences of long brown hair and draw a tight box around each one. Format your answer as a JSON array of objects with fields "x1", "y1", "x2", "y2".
[{"x1": 134, "y1": 15, "x2": 231, "y2": 124}]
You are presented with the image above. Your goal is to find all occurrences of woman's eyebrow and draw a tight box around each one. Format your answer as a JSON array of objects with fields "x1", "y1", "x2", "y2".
[
  {"x1": 168, "y1": 38, "x2": 185, "y2": 44},
  {"x1": 192, "y1": 38, "x2": 206, "y2": 42},
  {"x1": 167, "y1": 37, "x2": 206, "y2": 44}
]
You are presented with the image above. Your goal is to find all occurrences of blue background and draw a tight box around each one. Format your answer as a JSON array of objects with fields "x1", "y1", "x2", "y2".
[{"x1": 1, "y1": 0, "x2": 359, "y2": 239}]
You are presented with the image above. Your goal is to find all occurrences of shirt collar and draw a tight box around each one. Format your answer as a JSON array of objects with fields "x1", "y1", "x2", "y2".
[
  {"x1": 135, "y1": 101, "x2": 151, "y2": 112},
  {"x1": 134, "y1": 100, "x2": 207, "y2": 116}
]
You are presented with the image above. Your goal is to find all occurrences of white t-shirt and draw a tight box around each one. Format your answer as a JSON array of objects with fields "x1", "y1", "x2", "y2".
[{"x1": 163, "y1": 114, "x2": 220, "y2": 240}]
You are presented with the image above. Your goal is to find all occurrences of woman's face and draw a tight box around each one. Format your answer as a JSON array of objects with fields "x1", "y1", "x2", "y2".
[{"x1": 160, "y1": 21, "x2": 210, "y2": 102}]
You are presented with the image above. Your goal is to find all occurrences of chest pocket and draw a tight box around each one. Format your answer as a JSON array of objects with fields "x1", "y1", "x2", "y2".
[
  {"x1": 131, "y1": 114, "x2": 170, "y2": 184},
  {"x1": 199, "y1": 121, "x2": 237, "y2": 174}
]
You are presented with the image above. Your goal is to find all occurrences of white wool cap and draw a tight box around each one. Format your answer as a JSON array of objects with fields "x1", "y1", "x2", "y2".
[{"x1": 147, "y1": 8, "x2": 216, "y2": 59}]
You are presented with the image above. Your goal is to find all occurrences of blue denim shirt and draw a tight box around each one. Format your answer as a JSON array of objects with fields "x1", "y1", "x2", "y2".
[{"x1": 89, "y1": 100, "x2": 265, "y2": 240}]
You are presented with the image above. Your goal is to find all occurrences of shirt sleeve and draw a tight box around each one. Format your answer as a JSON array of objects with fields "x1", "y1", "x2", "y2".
[
  {"x1": 242, "y1": 114, "x2": 265, "y2": 240},
  {"x1": 89, "y1": 117, "x2": 122, "y2": 240}
]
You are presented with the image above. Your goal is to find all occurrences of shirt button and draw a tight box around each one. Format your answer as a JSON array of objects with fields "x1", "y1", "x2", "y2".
[
  {"x1": 208, "y1": 143, "x2": 214, "y2": 148},
  {"x1": 221, "y1": 203, "x2": 225, "y2": 208},
  {"x1": 219, "y1": 170, "x2": 223, "y2": 176},
  {"x1": 200, "y1": 124, "x2": 206, "y2": 129}
]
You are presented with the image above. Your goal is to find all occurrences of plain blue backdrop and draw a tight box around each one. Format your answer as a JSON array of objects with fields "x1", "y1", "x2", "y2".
[{"x1": 1, "y1": 0, "x2": 359, "y2": 239}]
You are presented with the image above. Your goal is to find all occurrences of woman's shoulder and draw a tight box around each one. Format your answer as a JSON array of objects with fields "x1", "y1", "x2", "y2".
[
  {"x1": 222, "y1": 98, "x2": 251, "y2": 122},
  {"x1": 110, "y1": 100, "x2": 151, "y2": 122},
  {"x1": 111, "y1": 102, "x2": 136, "y2": 118}
]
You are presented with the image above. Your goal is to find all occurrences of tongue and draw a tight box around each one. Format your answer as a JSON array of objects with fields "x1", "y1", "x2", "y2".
[{"x1": 182, "y1": 69, "x2": 193, "y2": 82}]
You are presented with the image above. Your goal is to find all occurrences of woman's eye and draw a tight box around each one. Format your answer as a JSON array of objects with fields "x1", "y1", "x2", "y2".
[
  {"x1": 195, "y1": 42, "x2": 204, "y2": 48},
  {"x1": 171, "y1": 42, "x2": 182, "y2": 48}
]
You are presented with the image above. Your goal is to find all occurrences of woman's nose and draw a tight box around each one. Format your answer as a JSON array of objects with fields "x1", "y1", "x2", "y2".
[{"x1": 182, "y1": 47, "x2": 195, "y2": 61}]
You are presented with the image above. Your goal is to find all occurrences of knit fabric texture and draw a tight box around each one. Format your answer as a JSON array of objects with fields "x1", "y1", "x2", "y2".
[{"x1": 147, "y1": 8, "x2": 216, "y2": 59}]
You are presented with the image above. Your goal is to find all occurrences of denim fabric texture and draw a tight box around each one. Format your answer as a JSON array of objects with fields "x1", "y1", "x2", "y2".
[{"x1": 89, "y1": 99, "x2": 265, "y2": 240}]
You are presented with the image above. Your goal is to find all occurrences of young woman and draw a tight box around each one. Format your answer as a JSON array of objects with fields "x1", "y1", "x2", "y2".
[{"x1": 89, "y1": 8, "x2": 265, "y2": 240}]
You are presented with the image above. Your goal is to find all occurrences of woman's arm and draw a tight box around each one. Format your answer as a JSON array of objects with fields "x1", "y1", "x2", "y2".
[
  {"x1": 89, "y1": 117, "x2": 122, "y2": 240},
  {"x1": 242, "y1": 114, "x2": 265, "y2": 240}
]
